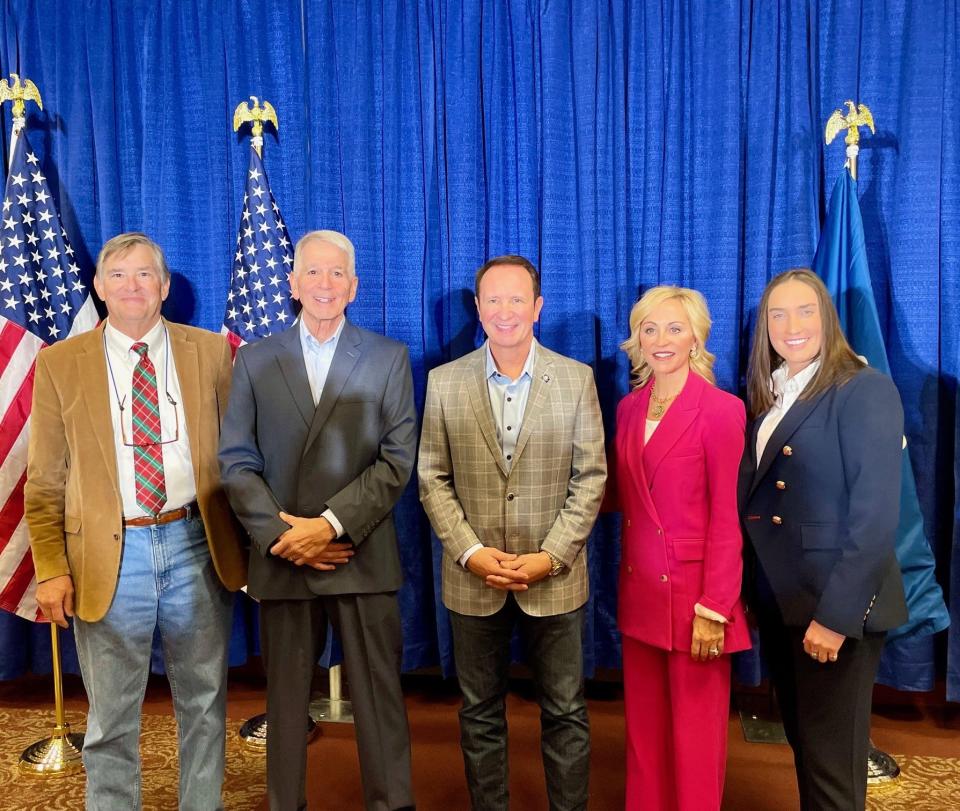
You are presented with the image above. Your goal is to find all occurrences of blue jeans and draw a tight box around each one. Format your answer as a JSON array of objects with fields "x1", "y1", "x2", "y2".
[
  {"x1": 73, "y1": 514, "x2": 233, "y2": 811},
  {"x1": 449, "y1": 598, "x2": 590, "y2": 811}
]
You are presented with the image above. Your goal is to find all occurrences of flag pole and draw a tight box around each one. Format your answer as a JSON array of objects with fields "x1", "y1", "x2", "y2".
[
  {"x1": 0, "y1": 74, "x2": 85, "y2": 775},
  {"x1": 823, "y1": 98, "x2": 899, "y2": 787}
]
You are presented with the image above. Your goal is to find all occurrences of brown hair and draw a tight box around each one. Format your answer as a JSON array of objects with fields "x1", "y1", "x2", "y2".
[
  {"x1": 475, "y1": 255, "x2": 541, "y2": 299},
  {"x1": 746, "y1": 268, "x2": 865, "y2": 418},
  {"x1": 96, "y1": 232, "x2": 170, "y2": 283},
  {"x1": 621, "y1": 285, "x2": 716, "y2": 387}
]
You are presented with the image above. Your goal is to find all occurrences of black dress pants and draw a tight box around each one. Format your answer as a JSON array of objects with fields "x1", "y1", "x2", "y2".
[{"x1": 758, "y1": 605, "x2": 884, "y2": 811}]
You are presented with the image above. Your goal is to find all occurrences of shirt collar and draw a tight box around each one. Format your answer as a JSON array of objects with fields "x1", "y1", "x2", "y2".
[
  {"x1": 485, "y1": 338, "x2": 537, "y2": 383},
  {"x1": 104, "y1": 318, "x2": 166, "y2": 358},
  {"x1": 771, "y1": 357, "x2": 821, "y2": 398},
  {"x1": 299, "y1": 315, "x2": 346, "y2": 353}
]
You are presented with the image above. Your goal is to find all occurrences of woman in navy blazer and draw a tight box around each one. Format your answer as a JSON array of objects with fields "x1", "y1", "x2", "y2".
[
  {"x1": 739, "y1": 269, "x2": 907, "y2": 811},
  {"x1": 612, "y1": 286, "x2": 750, "y2": 811}
]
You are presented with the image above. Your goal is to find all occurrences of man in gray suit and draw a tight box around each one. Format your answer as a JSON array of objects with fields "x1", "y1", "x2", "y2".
[
  {"x1": 419, "y1": 255, "x2": 606, "y2": 811},
  {"x1": 219, "y1": 230, "x2": 416, "y2": 811}
]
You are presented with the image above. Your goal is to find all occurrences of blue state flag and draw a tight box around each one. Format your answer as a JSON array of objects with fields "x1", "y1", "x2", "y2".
[{"x1": 813, "y1": 169, "x2": 949, "y2": 691}]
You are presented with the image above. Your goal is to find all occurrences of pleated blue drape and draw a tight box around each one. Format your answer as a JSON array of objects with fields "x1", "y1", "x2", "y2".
[{"x1": 0, "y1": 0, "x2": 956, "y2": 697}]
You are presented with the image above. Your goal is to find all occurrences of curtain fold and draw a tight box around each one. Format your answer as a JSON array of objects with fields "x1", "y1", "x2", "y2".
[{"x1": 0, "y1": 0, "x2": 955, "y2": 696}]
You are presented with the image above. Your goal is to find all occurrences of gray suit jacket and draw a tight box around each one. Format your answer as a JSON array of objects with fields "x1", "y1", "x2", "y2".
[
  {"x1": 418, "y1": 344, "x2": 606, "y2": 617},
  {"x1": 218, "y1": 320, "x2": 417, "y2": 599}
]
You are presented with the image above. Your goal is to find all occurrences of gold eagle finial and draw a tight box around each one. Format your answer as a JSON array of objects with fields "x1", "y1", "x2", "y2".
[
  {"x1": 0, "y1": 73, "x2": 43, "y2": 120},
  {"x1": 824, "y1": 100, "x2": 875, "y2": 148},
  {"x1": 233, "y1": 96, "x2": 278, "y2": 138}
]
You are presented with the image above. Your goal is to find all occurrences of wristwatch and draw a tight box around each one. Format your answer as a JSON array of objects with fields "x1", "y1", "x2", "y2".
[{"x1": 545, "y1": 552, "x2": 565, "y2": 577}]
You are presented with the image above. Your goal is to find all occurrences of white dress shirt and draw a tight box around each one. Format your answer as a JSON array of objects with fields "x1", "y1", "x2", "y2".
[
  {"x1": 755, "y1": 360, "x2": 821, "y2": 464},
  {"x1": 103, "y1": 319, "x2": 195, "y2": 519},
  {"x1": 298, "y1": 315, "x2": 346, "y2": 537}
]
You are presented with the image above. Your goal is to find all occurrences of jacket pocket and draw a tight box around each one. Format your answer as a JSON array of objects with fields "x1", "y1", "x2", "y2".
[
  {"x1": 64, "y1": 514, "x2": 82, "y2": 535},
  {"x1": 674, "y1": 539, "x2": 705, "y2": 561},
  {"x1": 800, "y1": 523, "x2": 841, "y2": 550}
]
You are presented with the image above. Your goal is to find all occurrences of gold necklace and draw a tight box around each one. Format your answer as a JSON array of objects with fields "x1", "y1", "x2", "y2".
[{"x1": 650, "y1": 384, "x2": 677, "y2": 418}]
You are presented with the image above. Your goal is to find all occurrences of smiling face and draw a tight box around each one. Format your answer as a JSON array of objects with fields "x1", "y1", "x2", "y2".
[
  {"x1": 766, "y1": 278, "x2": 824, "y2": 376},
  {"x1": 475, "y1": 263, "x2": 544, "y2": 358},
  {"x1": 93, "y1": 243, "x2": 170, "y2": 339},
  {"x1": 637, "y1": 297, "x2": 696, "y2": 380},
  {"x1": 289, "y1": 238, "x2": 358, "y2": 340}
]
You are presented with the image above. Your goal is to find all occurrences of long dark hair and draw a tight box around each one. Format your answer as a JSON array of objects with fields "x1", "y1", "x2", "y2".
[{"x1": 746, "y1": 269, "x2": 865, "y2": 418}]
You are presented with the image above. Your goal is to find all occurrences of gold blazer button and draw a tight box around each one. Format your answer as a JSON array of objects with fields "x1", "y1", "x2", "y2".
[
  {"x1": 626, "y1": 565, "x2": 633, "y2": 574},
  {"x1": 771, "y1": 515, "x2": 783, "y2": 525},
  {"x1": 659, "y1": 574, "x2": 669, "y2": 582},
  {"x1": 775, "y1": 480, "x2": 786, "y2": 490},
  {"x1": 782, "y1": 445, "x2": 793, "y2": 456}
]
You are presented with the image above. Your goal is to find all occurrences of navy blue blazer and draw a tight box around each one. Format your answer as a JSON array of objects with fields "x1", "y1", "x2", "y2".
[{"x1": 738, "y1": 367, "x2": 908, "y2": 639}]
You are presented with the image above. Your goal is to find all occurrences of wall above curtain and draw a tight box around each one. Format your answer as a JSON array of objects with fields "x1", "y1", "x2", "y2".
[{"x1": 0, "y1": 0, "x2": 956, "y2": 698}]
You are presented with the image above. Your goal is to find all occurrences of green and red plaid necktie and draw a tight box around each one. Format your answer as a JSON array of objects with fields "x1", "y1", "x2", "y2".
[{"x1": 130, "y1": 342, "x2": 167, "y2": 515}]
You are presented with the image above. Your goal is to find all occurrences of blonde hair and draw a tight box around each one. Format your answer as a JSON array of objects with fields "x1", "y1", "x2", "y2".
[
  {"x1": 746, "y1": 268, "x2": 864, "y2": 418},
  {"x1": 621, "y1": 285, "x2": 716, "y2": 388}
]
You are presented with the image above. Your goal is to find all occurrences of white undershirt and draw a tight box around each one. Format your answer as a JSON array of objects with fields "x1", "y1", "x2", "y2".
[{"x1": 755, "y1": 360, "x2": 821, "y2": 464}]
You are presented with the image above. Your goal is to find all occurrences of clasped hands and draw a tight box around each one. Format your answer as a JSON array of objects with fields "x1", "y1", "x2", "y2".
[
  {"x1": 466, "y1": 547, "x2": 553, "y2": 591},
  {"x1": 273, "y1": 511, "x2": 354, "y2": 570}
]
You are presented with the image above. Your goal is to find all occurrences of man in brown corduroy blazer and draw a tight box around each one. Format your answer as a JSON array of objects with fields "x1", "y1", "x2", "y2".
[{"x1": 26, "y1": 232, "x2": 246, "y2": 810}]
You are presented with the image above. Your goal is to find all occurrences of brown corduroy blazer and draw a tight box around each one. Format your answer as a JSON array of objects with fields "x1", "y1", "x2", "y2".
[{"x1": 25, "y1": 320, "x2": 247, "y2": 622}]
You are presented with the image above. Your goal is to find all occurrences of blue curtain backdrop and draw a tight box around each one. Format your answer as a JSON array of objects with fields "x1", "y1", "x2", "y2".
[{"x1": 0, "y1": 1, "x2": 956, "y2": 697}]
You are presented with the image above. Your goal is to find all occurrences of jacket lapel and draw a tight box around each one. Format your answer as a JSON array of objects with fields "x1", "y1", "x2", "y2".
[
  {"x1": 166, "y1": 321, "x2": 201, "y2": 483},
  {"x1": 303, "y1": 321, "x2": 362, "y2": 455},
  {"x1": 749, "y1": 388, "x2": 829, "y2": 498},
  {"x1": 466, "y1": 350, "x2": 509, "y2": 476},
  {"x1": 75, "y1": 325, "x2": 120, "y2": 500},
  {"x1": 274, "y1": 323, "x2": 315, "y2": 428},
  {"x1": 618, "y1": 385, "x2": 663, "y2": 527},
  {"x1": 510, "y1": 350, "x2": 554, "y2": 465},
  {"x1": 642, "y1": 372, "x2": 702, "y2": 486}
]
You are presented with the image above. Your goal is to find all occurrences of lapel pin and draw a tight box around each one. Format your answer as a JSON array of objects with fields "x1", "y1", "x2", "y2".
[{"x1": 542, "y1": 373, "x2": 551, "y2": 383}]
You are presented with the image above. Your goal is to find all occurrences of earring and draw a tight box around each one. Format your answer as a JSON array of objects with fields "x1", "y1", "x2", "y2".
[{"x1": 690, "y1": 346, "x2": 698, "y2": 358}]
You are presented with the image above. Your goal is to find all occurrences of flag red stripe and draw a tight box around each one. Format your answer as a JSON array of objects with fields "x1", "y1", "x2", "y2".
[
  {"x1": 0, "y1": 364, "x2": 35, "y2": 463},
  {"x1": 0, "y1": 471, "x2": 26, "y2": 553},
  {"x1": 0, "y1": 543, "x2": 37, "y2": 615},
  {"x1": 0, "y1": 319, "x2": 27, "y2": 376}
]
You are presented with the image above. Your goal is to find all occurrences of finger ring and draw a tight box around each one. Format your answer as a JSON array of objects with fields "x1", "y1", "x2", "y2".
[
  {"x1": 709, "y1": 647, "x2": 719, "y2": 656},
  {"x1": 810, "y1": 652, "x2": 818, "y2": 659}
]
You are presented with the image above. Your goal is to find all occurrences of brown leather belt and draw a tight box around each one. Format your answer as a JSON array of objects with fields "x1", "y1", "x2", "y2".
[{"x1": 124, "y1": 501, "x2": 199, "y2": 528}]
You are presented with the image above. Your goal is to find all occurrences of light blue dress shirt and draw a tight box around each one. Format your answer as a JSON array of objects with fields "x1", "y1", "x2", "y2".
[
  {"x1": 484, "y1": 338, "x2": 537, "y2": 470},
  {"x1": 298, "y1": 315, "x2": 347, "y2": 536}
]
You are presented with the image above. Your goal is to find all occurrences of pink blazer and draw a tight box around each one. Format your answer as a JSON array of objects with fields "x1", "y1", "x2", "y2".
[{"x1": 612, "y1": 371, "x2": 750, "y2": 653}]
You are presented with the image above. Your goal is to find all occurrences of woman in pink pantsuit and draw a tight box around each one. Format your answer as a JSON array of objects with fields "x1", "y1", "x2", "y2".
[{"x1": 611, "y1": 286, "x2": 751, "y2": 811}]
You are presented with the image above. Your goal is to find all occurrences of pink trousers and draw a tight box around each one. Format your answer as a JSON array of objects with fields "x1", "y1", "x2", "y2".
[{"x1": 622, "y1": 635, "x2": 732, "y2": 811}]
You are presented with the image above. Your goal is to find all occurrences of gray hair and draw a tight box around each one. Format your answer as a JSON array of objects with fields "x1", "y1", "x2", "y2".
[
  {"x1": 95, "y1": 232, "x2": 170, "y2": 283},
  {"x1": 293, "y1": 230, "x2": 356, "y2": 277}
]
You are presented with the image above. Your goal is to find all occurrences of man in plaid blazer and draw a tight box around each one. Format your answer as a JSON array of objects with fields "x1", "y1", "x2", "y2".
[{"x1": 419, "y1": 255, "x2": 606, "y2": 811}]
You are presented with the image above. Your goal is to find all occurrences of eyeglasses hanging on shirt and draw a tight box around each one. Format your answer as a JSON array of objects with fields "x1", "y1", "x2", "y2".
[{"x1": 103, "y1": 325, "x2": 180, "y2": 448}]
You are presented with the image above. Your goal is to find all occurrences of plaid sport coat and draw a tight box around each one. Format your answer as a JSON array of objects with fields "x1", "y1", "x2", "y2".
[{"x1": 418, "y1": 344, "x2": 606, "y2": 617}]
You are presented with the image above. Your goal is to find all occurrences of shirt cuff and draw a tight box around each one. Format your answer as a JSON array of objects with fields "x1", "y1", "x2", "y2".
[
  {"x1": 459, "y1": 543, "x2": 483, "y2": 568},
  {"x1": 695, "y1": 603, "x2": 728, "y2": 624},
  {"x1": 321, "y1": 509, "x2": 345, "y2": 539}
]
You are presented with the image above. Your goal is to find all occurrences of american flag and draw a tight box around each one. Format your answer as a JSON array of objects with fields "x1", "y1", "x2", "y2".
[
  {"x1": 0, "y1": 131, "x2": 97, "y2": 620},
  {"x1": 222, "y1": 145, "x2": 296, "y2": 348}
]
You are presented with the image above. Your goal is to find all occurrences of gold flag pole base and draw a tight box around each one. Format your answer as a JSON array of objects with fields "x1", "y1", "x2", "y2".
[
  {"x1": 238, "y1": 713, "x2": 319, "y2": 752},
  {"x1": 19, "y1": 723, "x2": 85, "y2": 776},
  {"x1": 19, "y1": 624, "x2": 85, "y2": 776}
]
